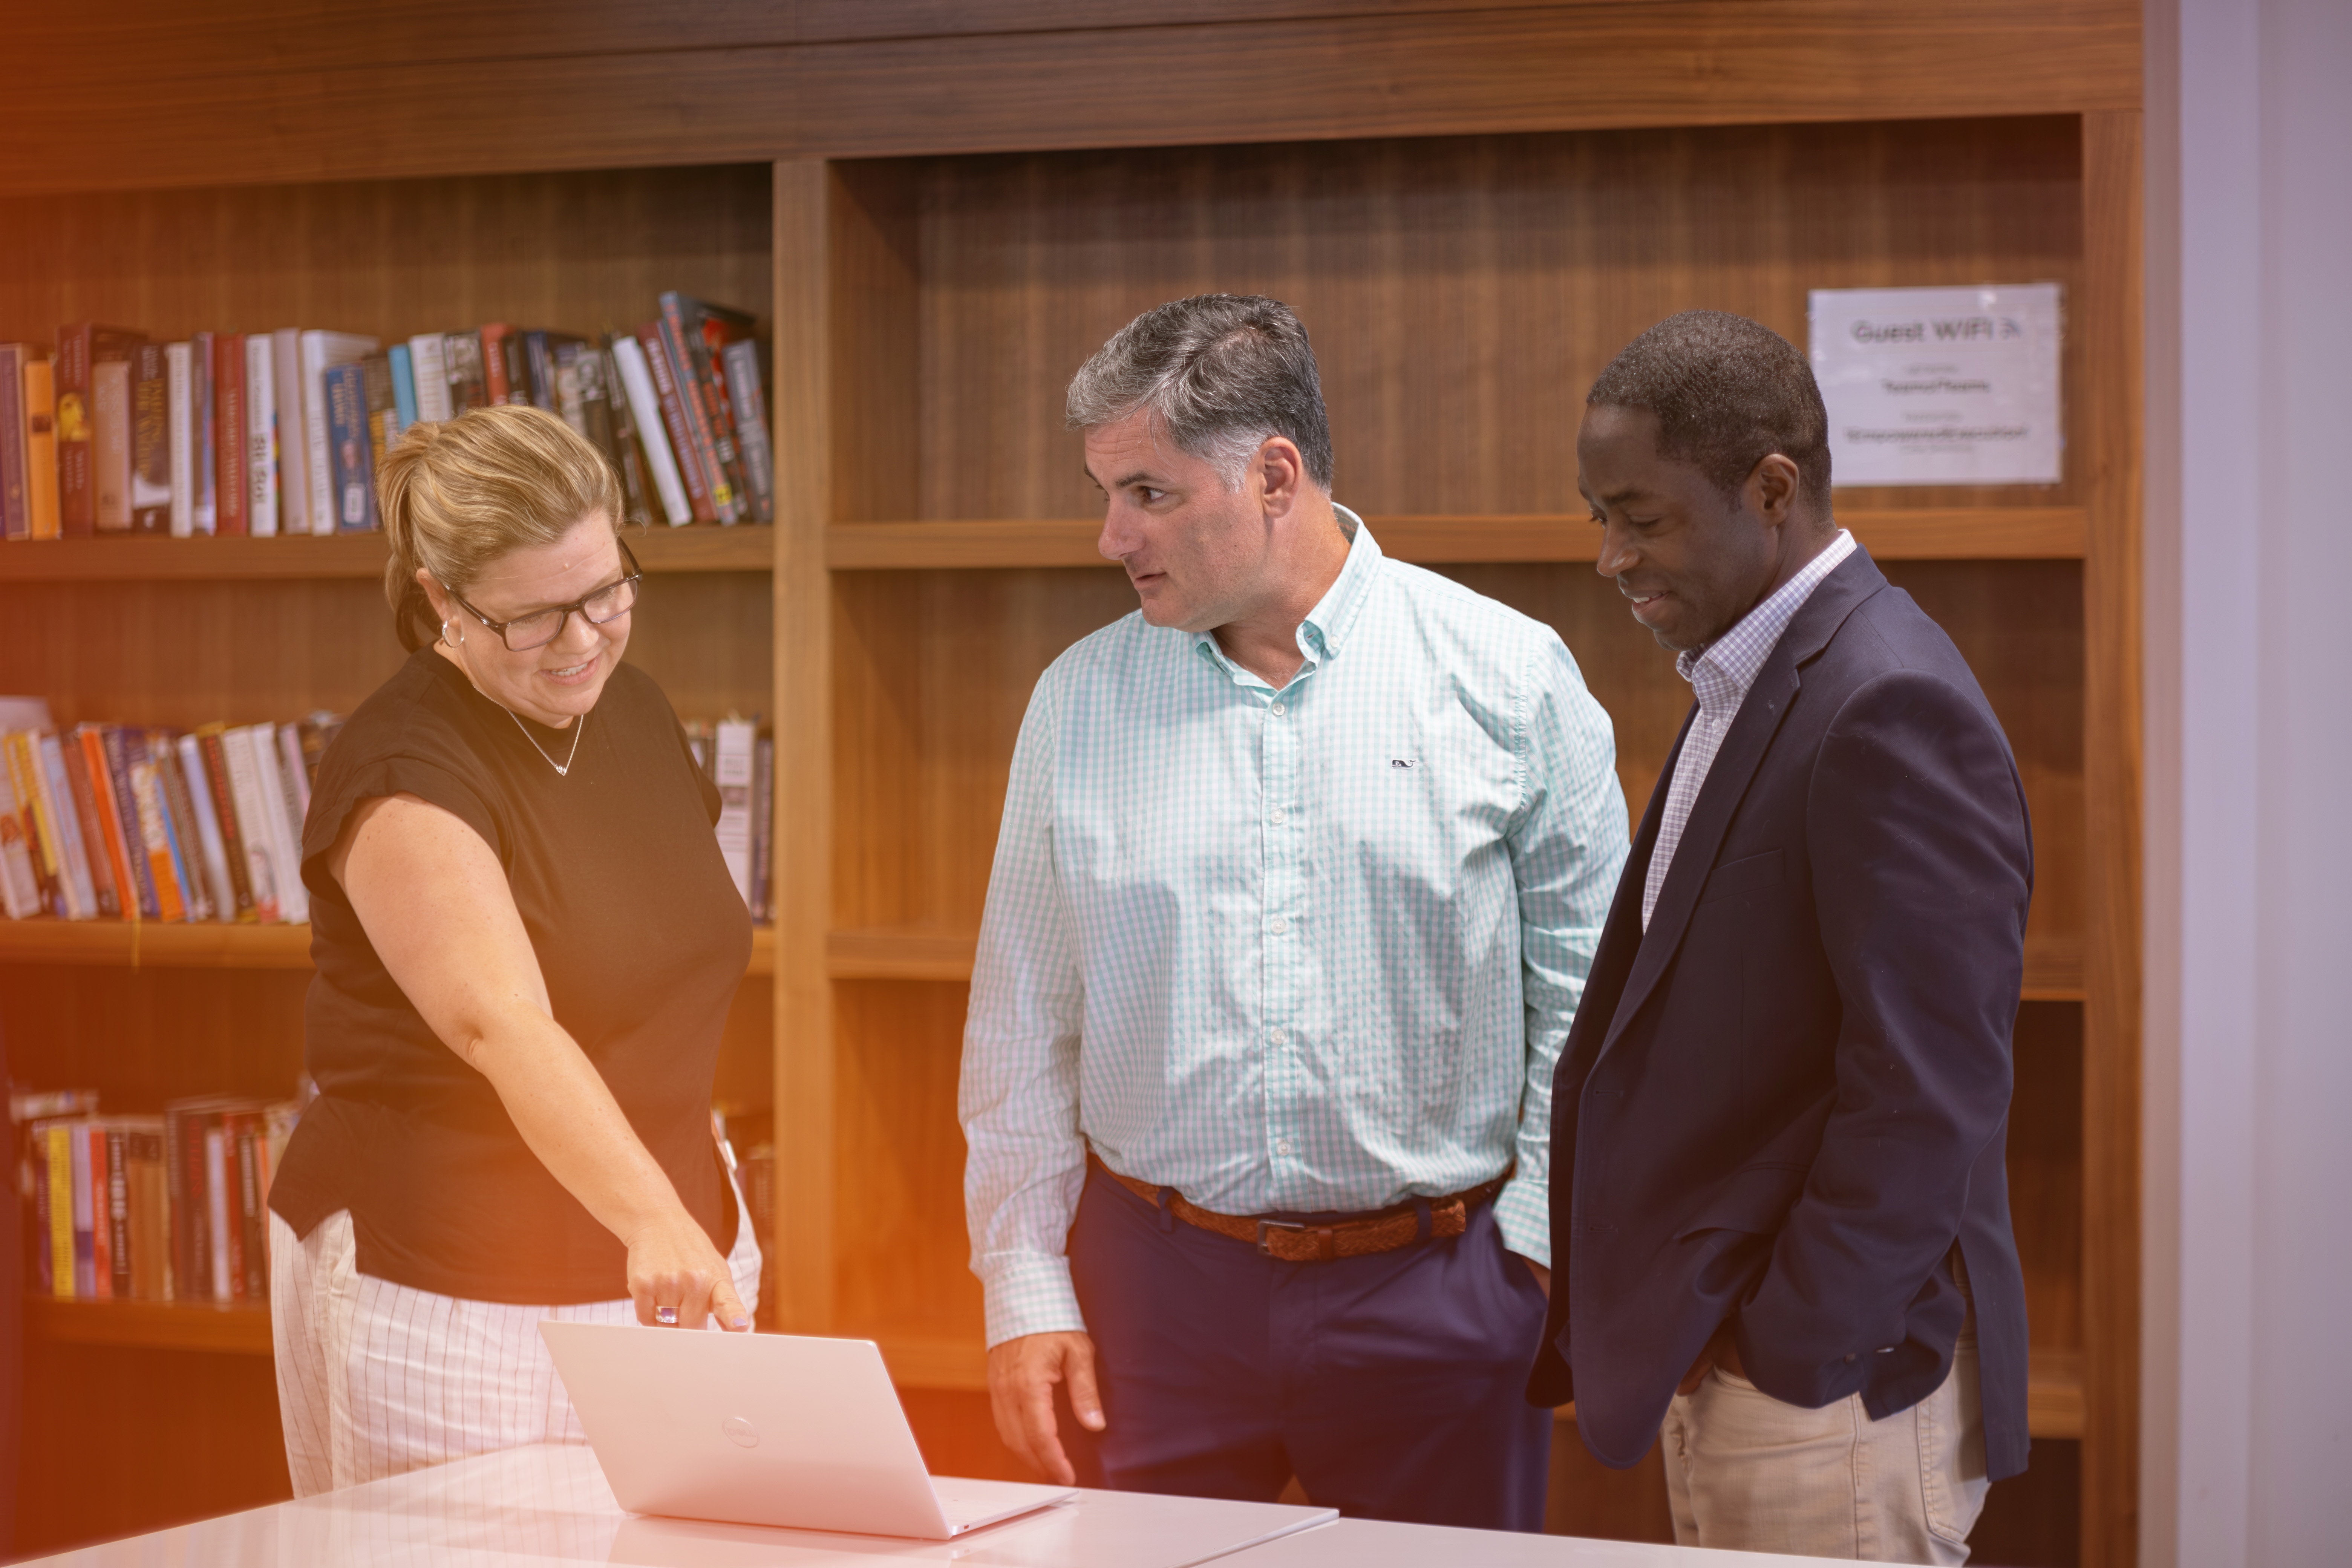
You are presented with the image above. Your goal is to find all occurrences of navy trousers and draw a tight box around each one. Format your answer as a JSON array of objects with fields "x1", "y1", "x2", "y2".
[{"x1": 1056, "y1": 1162, "x2": 1552, "y2": 1531}]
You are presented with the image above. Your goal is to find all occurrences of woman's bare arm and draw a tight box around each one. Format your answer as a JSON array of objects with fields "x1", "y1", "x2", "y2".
[{"x1": 329, "y1": 791, "x2": 747, "y2": 1329}]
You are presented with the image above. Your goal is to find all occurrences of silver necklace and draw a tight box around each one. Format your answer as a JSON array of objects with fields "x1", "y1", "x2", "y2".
[{"x1": 503, "y1": 706, "x2": 587, "y2": 776}]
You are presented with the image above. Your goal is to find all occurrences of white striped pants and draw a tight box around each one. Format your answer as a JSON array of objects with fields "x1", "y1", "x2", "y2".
[{"x1": 268, "y1": 1200, "x2": 761, "y2": 1498}]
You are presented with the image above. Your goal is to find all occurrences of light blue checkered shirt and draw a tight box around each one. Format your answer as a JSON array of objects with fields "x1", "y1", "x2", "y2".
[{"x1": 960, "y1": 511, "x2": 1631, "y2": 1346}]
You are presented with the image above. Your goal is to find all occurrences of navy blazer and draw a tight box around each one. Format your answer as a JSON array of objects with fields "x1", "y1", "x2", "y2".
[{"x1": 1526, "y1": 548, "x2": 2034, "y2": 1483}]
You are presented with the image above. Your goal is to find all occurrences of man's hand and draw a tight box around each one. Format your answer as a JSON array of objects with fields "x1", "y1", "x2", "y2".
[
  {"x1": 1677, "y1": 1322, "x2": 1746, "y2": 1395},
  {"x1": 986, "y1": 1332, "x2": 1104, "y2": 1486},
  {"x1": 1514, "y1": 1255, "x2": 1552, "y2": 1298}
]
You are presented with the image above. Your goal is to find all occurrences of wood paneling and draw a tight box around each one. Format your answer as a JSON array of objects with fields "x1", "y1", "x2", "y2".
[
  {"x1": 0, "y1": 525, "x2": 775, "y2": 583},
  {"x1": 0, "y1": 4, "x2": 2138, "y2": 197},
  {"x1": 2077, "y1": 109, "x2": 2144, "y2": 1568},
  {"x1": 907, "y1": 121, "x2": 2084, "y2": 522}
]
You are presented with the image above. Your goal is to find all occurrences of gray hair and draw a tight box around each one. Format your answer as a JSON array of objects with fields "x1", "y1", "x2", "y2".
[{"x1": 1065, "y1": 294, "x2": 1334, "y2": 491}]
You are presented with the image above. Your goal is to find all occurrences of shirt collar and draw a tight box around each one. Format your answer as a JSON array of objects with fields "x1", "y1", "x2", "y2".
[
  {"x1": 1675, "y1": 528, "x2": 1857, "y2": 715},
  {"x1": 1191, "y1": 504, "x2": 1382, "y2": 678}
]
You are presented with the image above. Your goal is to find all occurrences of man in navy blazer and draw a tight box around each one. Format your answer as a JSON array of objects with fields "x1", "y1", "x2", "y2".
[{"x1": 1527, "y1": 312, "x2": 2032, "y2": 1563}]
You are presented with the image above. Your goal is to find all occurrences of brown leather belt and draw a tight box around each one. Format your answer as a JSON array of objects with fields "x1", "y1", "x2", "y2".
[{"x1": 1091, "y1": 1152, "x2": 1511, "y2": 1263}]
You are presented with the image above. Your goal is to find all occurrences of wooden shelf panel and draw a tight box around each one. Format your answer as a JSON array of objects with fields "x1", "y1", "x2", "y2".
[
  {"x1": 827, "y1": 508, "x2": 2089, "y2": 572},
  {"x1": 1, "y1": 920, "x2": 776, "y2": 975},
  {"x1": 0, "y1": 525, "x2": 775, "y2": 583},
  {"x1": 26, "y1": 1295, "x2": 273, "y2": 1355},
  {"x1": 829, "y1": 925, "x2": 2086, "y2": 1000}
]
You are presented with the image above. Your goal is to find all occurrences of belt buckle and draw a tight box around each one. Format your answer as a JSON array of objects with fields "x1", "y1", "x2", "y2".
[{"x1": 1256, "y1": 1218, "x2": 1307, "y2": 1257}]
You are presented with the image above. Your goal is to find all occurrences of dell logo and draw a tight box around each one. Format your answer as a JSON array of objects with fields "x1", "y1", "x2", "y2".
[{"x1": 721, "y1": 1415, "x2": 760, "y2": 1449}]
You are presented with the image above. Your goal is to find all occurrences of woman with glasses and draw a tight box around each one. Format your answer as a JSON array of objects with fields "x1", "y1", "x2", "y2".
[{"x1": 265, "y1": 405, "x2": 758, "y2": 1496}]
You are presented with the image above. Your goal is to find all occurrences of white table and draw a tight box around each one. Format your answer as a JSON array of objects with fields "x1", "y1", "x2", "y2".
[{"x1": 20, "y1": 1444, "x2": 1847, "y2": 1567}]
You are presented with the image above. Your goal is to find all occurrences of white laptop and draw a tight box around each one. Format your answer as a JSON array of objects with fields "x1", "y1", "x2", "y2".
[{"x1": 540, "y1": 1321, "x2": 1076, "y2": 1540}]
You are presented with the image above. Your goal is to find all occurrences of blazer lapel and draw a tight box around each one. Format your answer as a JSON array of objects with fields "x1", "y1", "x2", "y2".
[{"x1": 1600, "y1": 550, "x2": 1891, "y2": 1053}]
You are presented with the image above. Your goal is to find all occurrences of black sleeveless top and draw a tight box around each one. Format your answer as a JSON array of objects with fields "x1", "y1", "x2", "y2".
[{"x1": 269, "y1": 646, "x2": 750, "y2": 1303}]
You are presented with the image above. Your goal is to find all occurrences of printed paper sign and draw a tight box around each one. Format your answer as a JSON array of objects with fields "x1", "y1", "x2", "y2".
[{"x1": 1807, "y1": 285, "x2": 2064, "y2": 486}]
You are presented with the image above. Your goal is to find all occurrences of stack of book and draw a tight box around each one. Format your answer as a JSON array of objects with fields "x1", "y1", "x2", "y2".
[
  {"x1": 15, "y1": 1088, "x2": 300, "y2": 1305},
  {"x1": 0, "y1": 713, "x2": 339, "y2": 925},
  {"x1": 681, "y1": 718, "x2": 775, "y2": 925},
  {"x1": 0, "y1": 293, "x2": 775, "y2": 542}
]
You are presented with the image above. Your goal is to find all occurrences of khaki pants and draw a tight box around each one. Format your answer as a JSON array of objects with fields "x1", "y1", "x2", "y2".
[{"x1": 1661, "y1": 1325, "x2": 1989, "y2": 1564}]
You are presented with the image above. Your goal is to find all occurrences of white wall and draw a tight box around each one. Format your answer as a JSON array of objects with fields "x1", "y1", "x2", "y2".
[{"x1": 2142, "y1": 2, "x2": 2352, "y2": 1563}]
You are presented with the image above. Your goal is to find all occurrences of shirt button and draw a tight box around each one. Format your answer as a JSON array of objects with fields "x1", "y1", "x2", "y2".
[
  {"x1": 1276, "y1": 1139, "x2": 1293, "y2": 1156},
  {"x1": 1269, "y1": 700, "x2": 1286, "y2": 716},
  {"x1": 1269, "y1": 916, "x2": 1288, "y2": 935},
  {"x1": 1269, "y1": 1027, "x2": 1286, "y2": 1046},
  {"x1": 1270, "y1": 807, "x2": 1286, "y2": 825}
]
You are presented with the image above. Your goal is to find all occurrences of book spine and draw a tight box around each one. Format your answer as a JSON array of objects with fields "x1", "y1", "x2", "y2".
[
  {"x1": 176, "y1": 734, "x2": 239, "y2": 921},
  {"x1": 524, "y1": 331, "x2": 558, "y2": 413},
  {"x1": 31, "y1": 1122, "x2": 53, "y2": 1295},
  {"x1": 59, "y1": 733, "x2": 122, "y2": 917},
  {"x1": 46, "y1": 1125, "x2": 74, "y2": 1297},
  {"x1": 324, "y1": 363, "x2": 374, "y2": 531},
  {"x1": 246, "y1": 337, "x2": 277, "y2": 536},
  {"x1": 24, "y1": 357, "x2": 60, "y2": 540},
  {"x1": 636, "y1": 325, "x2": 714, "y2": 522},
  {"x1": 0, "y1": 752, "x2": 41, "y2": 919},
  {"x1": 213, "y1": 335, "x2": 248, "y2": 536},
  {"x1": 163, "y1": 1107, "x2": 192, "y2": 1300},
  {"x1": 5, "y1": 733, "x2": 69, "y2": 918},
  {"x1": 69, "y1": 1122, "x2": 94, "y2": 1297},
  {"x1": 125, "y1": 735, "x2": 190, "y2": 922},
  {"x1": 105, "y1": 1124, "x2": 131, "y2": 1299},
  {"x1": 714, "y1": 719, "x2": 754, "y2": 907},
  {"x1": 204, "y1": 1124, "x2": 232, "y2": 1302},
  {"x1": 235, "y1": 1121, "x2": 265, "y2": 1298},
  {"x1": 93, "y1": 358, "x2": 133, "y2": 533},
  {"x1": 0, "y1": 344, "x2": 28, "y2": 541},
  {"x1": 166, "y1": 342, "x2": 194, "y2": 536},
  {"x1": 152, "y1": 737, "x2": 212, "y2": 922},
  {"x1": 77, "y1": 727, "x2": 142, "y2": 919},
  {"x1": 55, "y1": 324, "x2": 94, "y2": 537},
  {"x1": 408, "y1": 334, "x2": 452, "y2": 424},
  {"x1": 610, "y1": 335, "x2": 692, "y2": 526},
  {"x1": 194, "y1": 727, "x2": 257, "y2": 920},
  {"x1": 127, "y1": 1125, "x2": 168, "y2": 1301},
  {"x1": 387, "y1": 343, "x2": 419, "y2": 434},
  {"x1": 750, "y1": 733, "x2": 773, "y2": 923},
  {"x1": 38, "y1": 735, "x2": 101, "y2": 920},
  {"x1": 250, "y1": 724, "x2": 308, "y2": 922},
  {"x1": 272, "y1": 330, "x2": 308, "y2": 534},
  {"x1": 220, "y1": 727, "x2": 285, "y2": 922},
  {"x1": 655, "y1": 300, "x2": 738, "y2": 522},
  {"x1": 443, "y1": 332, "x2": 487, "y2": 415},
  {"x1": 721, "y1": 338, "x2": 776, "y2": 525},
  {"x1": 98, "y1": 727, "x2": 163, "y2": 919},
  {"x1": 191, "y1": 334, "x2": 216, "y2": 533},
  {"x1": 553, "y1": 346, "x2": 586, "y2": 433},
  {"x1": 131, "y1": 342, "x2": 173, "y2": 533},
  {"x1": 480, "y1": 324, "x2": 516, "y2": 406}
]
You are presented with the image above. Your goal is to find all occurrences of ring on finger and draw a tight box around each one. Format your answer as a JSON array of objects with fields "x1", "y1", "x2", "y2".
[{"x1": 654, "y1": 1305, "x2": 679, "y2": 1327}]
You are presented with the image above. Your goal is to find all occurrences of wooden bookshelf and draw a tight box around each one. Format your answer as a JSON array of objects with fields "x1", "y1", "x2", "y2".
[
  {"x1": 24, "y1": 1296, "x2": 273, "y2": 1357},
  {"x1": 0, "y1": 920, "x2": 776, "y2": 975},
  {"x1": 828, "y1": 507, "x2": 2090, "y2": 571},
  {"x1": 0, "y1": 524, "x2": 776, "y2": 583}
]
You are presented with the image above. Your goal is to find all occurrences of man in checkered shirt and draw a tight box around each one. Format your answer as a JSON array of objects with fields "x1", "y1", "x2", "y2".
[{"x1": 960, "y1": 295, "x2": 1628, "y2": 1530}]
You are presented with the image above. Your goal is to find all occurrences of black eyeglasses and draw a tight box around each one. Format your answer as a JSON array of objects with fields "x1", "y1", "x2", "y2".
[{"x1": 444, "y1": 536, "x2": 643, "y2": 652}]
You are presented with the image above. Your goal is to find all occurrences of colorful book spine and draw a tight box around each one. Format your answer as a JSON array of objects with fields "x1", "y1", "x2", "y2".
[
  {"x1": 300, "y1": 331, "x2": 381, "y2": 536},
  {"x1": 654, "y1": 297, "x2": 739, "y2": 522},
  {"x1": 322, "y1": 361, "x2": 375, "y2": 531},
  {"x1": 219, "y1": 725, "x2": 285, "y2": 922},
  {"x1": 205, "y1": 1122, "x2": 232, "y2": 1302},
  {"x1": 3, "y1": 733, "x2": 67, "y2": 917},
  {"x1": 104, "y1": 1122, "x2": 132, "y2": 1299},
  {"x1": 479, "y1": 323, "x2": 518, "y2": 406},
  {"x1": 246, "y1": 335, "x2": 278, "y2": 536},
  {"x1": 193, "y1": 726, "x2": 257, "y2": 921},
  {"x1": 407, "y1": 333, "x2": 453, "y2": 423},
  {"x1": 386, "y1": 343, "x2": 419, "y2": 436},
  {"x1": 130, "y1": 341, "x2": 173, "y2": 533},
  {"x1": 151, "y1": 736, "x2": 211, "y2": 922},
  {"x1": 45, "y1": 1124, "x2": 74, "y2": 1297},
  {"x1": 58, "y1": 734, "x2": 122, "y2": 917},
  {"x1": 720, "y1": 338, "x2": 776, "y2": 525},
  {"x1": 175, "y1": 733, "x2": 239, "y2": 921},
  {"x1": 443, "y1": 332, "x2": 487, "y2": 415},
  {"x1": 713, "y1": 719, "x2": 754, "y2": 907},
  {"x1": 271, "y1": 329, "x2": 307, "y2": 534},
  {"x1": 24, "y1": 356, "x2": 60, "y2": 540},
  {"x1": 55, "y1": 324, "x2": 144, "y2": 538},
  {"x1": 69, "y1": 1121, "x2": 96, "y2": 1297},
  {"x1": 190, "y1": 332, "x2": 217, "y2": 534},
  {"x1": 38, "y1": 733, "x2": 101, "y2": 920},
  {"x1": 93, "y1": 358, "x2": 134, "y2": 533},
  {"x1": 77, "y1": 726, "x2": 143, "y2": 920},
  {"x1": 609, "y1": 334, "x2": 691, "y2": 525},
  {"x1": 214, "y1": 333, "x2": 248, "y2": 536},
  {"x1": 0, "y1": 343, "x2": 30, "y2": 541},
  {"x1": 634, "y1": 325, "x2": 713, "y2": 522},
  {"x1": 0, "y1": 746, "x2": 43, "y2": 919},
  {"x1": 167, "y1": 341, "x2": 195, "y2": 536},
  {"x1": 124, "y1": 734, "x2": 190, "y2": 922},
  {"x1": 97, "y1": 726, "x2": 164, "y2": 920}
]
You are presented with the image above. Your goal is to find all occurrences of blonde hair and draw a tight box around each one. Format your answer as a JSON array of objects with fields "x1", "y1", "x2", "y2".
[{"x1": 379, "y1": 405, "x2": 625, "y2": 652}]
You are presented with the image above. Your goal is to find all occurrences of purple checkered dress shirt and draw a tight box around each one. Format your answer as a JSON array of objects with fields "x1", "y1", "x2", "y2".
[{"x1": 1641, "y1": 531, "x2": 1856, "y2": 930}]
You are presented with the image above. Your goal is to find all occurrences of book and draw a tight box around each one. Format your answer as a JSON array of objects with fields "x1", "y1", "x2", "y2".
[
  {"x1": 103, "y1": 1122, "x2": 131, "y2": 1299},
  {"x1": 609, "y1": 334, "x2": 692, "y2": 525},
  {"x1": 54, "y1": 324, "x2": 145, "y2": 538},
  {"x1": 634, "y1": 324, "x2": 713, "y2": 522},
  {"x1": 93, "y1": 358, "x2": 134, "y2": 533},
  {"x1": 76, "y1": 726, "x2": 144, "y2": 921},
  {"x1": 69, "y1": 1118, "x2": 96, "y2": 1297},
  {"x1": 58, "y1": 733, "x2": 123, "y2": 917},
  {"x1": 233, "y1": 1115, "x2": 266, "y2": 1299},
  {"x1": 245, "y1": 721, "x2": 308, "y2": 922},
  {"x1": 270, "y1": 330, "x2": 307, "y2": 533},
  {"x1": 130, "y1": 342, "x2": 173, "y2": 533},
  {"x1": 276, "y1": 721, "x2": 313, "y2": 824},
  {"x1": 479, "y1": 323, "x2": 519, "y2": 406},
  {"x1": 190, "y1": 332, "x2": 217, "y2": 534},
  {"x1": 246, "y1": 335, "x2": 279, "y2": 535},
  {"x1": 28, "y1": 1118, "x2": 54, "y2": 1293},
  {"x1": 170, "y1": 736, "x2": 237, "y2": 920},
  {"x1": 205, "y1": 1121, "x2": 232, "y2": 1301},
  {"x1": 713, "y1": 719, "x2": 754, "y2": 907},
  {"x1": 444, "y1": 331, "x2": 488, "y2": 415},
  {"x1": 96, "y1": 726, "x2": 162, "y2": 919},
  {"x1": 570, "y1": 343, "x2": 646, "y2": 526},
  {"x1": 193, "y1": 725, "x2": 257, "y2": 920},
  {"x1": 124, "y1": 1120, "x2": 169, "y2": 1300},
  {"x1": 0, "y1": 745, "x2": 43, "y2": 918},
  {"x1": 363, "y1": 352, "x2": 400, "y2": 472},
  {"x1": 219, "y1": 724, "x2": 287, "y2": 922},
  {"x1": 123, "y1": 732, "x2": 191, "y2": 922},
  {"x1": 322, "y1": 361, "x2": 375, "y2": 531},
  {"x1": 152, "y1": 735, "x2": 213, "y2": 922},
  {"x1": 386, "y1": 343, "x2": 419, "y2": 438},
  {"x1": 526, "y1": 330, "x2": 586, "y2": 416},
  {"x1": 680, "y1": 297, "x2": 766, "y2": 523},
  {"x1": 750, "y1": 733, "x2": 773, "y2": 923},
  {"x1": 407, "y1": 333, "x2": 453, "y2": 423},
  {"x1": 38, "y1": 733, "x2": 102, "y2": 920},
  {"x1": 213, "y1": 334, "x2": 249, "y2": 536},
  {"x1": 0, "y1": 343, "x2": 32, "y2": 541},
  {"x1": 300, "y1": 330, "x2": 381, "y2": 536},
  {"x1": 654, "y1": 297, "x2": 741, "y2": 522},
  {"x1": 44, "y1": 1123, "x2": 74, "y2": 1297},
  {"x1": 24, "y1": 356, "x2": 60, "y2": 539},
  {"x1": 720, "y1": 337, "x2": 776, "y2": 525},
  {"x1": 3, "y1": 733, "x2": 66, "y2": 917},
  {"x1": 167, "y1": 341, "x2": 196, "y2": 536}
]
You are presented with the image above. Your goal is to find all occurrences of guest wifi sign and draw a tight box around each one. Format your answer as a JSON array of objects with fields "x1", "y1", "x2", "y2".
[{"x1": 1807, "y1": 284, "x2": 2063, "y2": 486}]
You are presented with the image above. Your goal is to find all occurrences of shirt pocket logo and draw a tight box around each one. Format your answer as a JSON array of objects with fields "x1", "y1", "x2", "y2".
[{"x1": 1390, "y1": 757, "x2": 1419, "y2": 769}]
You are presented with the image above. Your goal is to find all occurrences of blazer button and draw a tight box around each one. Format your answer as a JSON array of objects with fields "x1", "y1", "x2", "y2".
[{"x1": 1844, "y1": 1352, "x2": 1857, "y2": 1364}]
